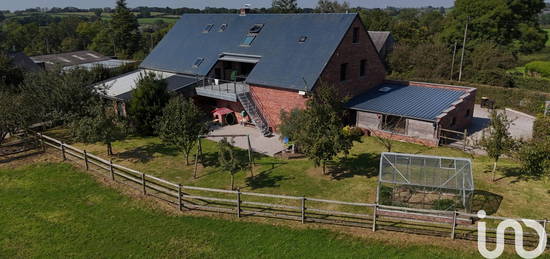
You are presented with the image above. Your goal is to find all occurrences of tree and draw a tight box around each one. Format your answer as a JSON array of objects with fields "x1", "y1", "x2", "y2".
[
  {"x1": 360, "y1": 9, "x2": 393, "y2": 31},
  {"x1": 0, "y1": 91, "x2": 38, "y2": 145},
  {"x1": 127, "y1": 72, "x2": 170, "y2": 135},
  {"x1": 272, "y1": 0, "x2": 298, "y2": 13},
  {"x1": 111, "y1": 0, "x2": 141, "y2": 58},
  {"x1": 71, "y1": 100, "x2": 125, "y2": 156},
  {"x1": 218, "y1": 137, "x2": 243, "y2": 190},
  {"x1": 478, "y1": 110, "x2": 515, "y2": 182},
  {"x1": 441, "y1": 0, "x2": 547, "y2": 53},
  {"x1": 518, "y1": 115, "x2": 550, "y2": 180},
  {"x1": 0, "y1": 53, "x2": 24, "y2": 88},
  {"x1": 279, "y1": 83, "x2": 355, "y2": 174},
  {"x1": 462, "y1": 42, "x2": 516, "y2": 87},
  {"x1": 158, "y1": 96, "x2": 209, "y2": 165},
  {"x1": 316, "y1": 0, "x2": 350, "y2": 13}
]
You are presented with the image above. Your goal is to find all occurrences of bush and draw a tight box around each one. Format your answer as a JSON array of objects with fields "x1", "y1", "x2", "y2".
[
  {"x1": 512, "y1": 76, "x2": 550, "y2": 93},
  {"x1": 525, "y1": 61, "x2": 550, "y2": 78},
  {"x1": 533, "y1": 114, "x2": 550, "y2": 140}
]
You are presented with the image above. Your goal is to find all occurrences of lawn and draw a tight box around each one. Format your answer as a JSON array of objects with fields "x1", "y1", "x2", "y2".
[
  {"x1": 0, "y1": 163, "x2": 487, "y2": 258},
  {"x1": 46, "y1": 127, "x2": 550, "y2": 220}
]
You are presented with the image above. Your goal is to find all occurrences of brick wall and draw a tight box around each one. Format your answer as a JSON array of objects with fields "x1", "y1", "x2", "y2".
[
  {"x1": 249, "y1": 85, "x2": 307, "y2": 131},
  {"x1": 318, "y1": 17, "x2": 386, "y2": 99}
]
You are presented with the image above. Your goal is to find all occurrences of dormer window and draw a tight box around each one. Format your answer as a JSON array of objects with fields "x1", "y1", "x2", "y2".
[
  {"x1": 219, "y1": 24, "x2": 227, "y2": 32},
  {"x1": 249, "y1": 24, "x2": 264, "y2": 33},
  {"x1": 203, "y1": 24, "x2": 214, "y2": 33}
]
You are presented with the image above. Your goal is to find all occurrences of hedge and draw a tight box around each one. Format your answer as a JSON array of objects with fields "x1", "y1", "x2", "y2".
[{"x1": 525, "y1": 61, "x2": 550, "y2": 78}]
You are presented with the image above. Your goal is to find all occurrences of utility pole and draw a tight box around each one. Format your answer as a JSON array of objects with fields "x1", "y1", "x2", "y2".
[
  {"x1": 450, "y1": 42, "x2": 457, "y2": 81},
  {"x1": 458, "y1": 17, "x2": 469, "y2": 82}
]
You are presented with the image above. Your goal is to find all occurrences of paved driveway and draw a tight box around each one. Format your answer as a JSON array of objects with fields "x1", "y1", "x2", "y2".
[{"x1": 207, "y1": 125, "x2": 286, "y2": 156}]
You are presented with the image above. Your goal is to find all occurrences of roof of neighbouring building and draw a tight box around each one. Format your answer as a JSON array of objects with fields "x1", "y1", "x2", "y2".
[
  {"x1": 367, "y1": 31, "x2": 393, "y2": 53},
  {"x1": 140, "y1": 13, "x2": 359, "y2": 91},
  {"x1": 347, "y1": 83, "x2": 471, "y2": 122},
  {"x1": 31, "y1": 50, "x2": 115, "y2": 70},
  {"x1": 8, "y1": 52, "x2": 42, "y2": 72},
  {"x1": 94, "y1": 69, "x2": 198, "y2": 101}
]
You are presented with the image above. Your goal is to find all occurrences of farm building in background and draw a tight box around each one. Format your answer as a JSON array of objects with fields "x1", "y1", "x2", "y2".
[{"x1": 31, "y1": 50, "x2": 134, "y2": 71}]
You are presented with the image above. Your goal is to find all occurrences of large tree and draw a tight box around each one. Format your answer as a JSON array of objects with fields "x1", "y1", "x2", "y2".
[
  {"x1": 127, "y1": 72, "x2": 170, "y2": 136},
  {"x1": 111, "y1": 0, "x2": 141, "y2": 58},
  {"x1": 0, "y1": 91, "x2": 38, "y2": 145},
  {"x1": 158, "y1": 96, "x2": 209, "y2": 165},
  {"x1": 272, "y1": 0, "x2": 298, "y2": 13},
  {"x1": 442, "y1": 0, "x2": 547, "y2": 53},
  {"x1": 316, "y1": 0, "x2": 350, "y2": 13}
]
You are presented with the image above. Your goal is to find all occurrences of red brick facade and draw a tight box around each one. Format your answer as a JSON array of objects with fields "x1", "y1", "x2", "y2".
[{"x1": 250, "y1": 16, "x2": 387, "y2": 131}]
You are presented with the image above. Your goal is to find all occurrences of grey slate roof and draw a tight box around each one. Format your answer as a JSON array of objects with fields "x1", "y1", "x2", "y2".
[
  {"x1": 368, "y1": 31, "x2": 392, "y2": 53},
  {"x1": 346, "y1": 84, "x2": 466, "y2": 122},
  {"x1": 140, "y1": 13, "x2": 358, "y2": 91}
]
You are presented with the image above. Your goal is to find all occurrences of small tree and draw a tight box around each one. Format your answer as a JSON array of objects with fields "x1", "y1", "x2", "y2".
[
  {"x1": 218, "y1": 138, "x2": 242, "y2": 190},
  {"x1": 272, "y1": 0, "x2": 298, "y2": 13},
  {"x1": 111, "y1": 0, "x2": 141, "y2": 58},
  {"x1": 279, "y1": 82, "x2": 355, "y2": 175},
  {"x1": 158, "y1": 96, "x2": 209, "y2": 165},
  {"x1": 127, "y1": 72, "x2": 170, "y2": 136},
  {"x1": 71, "y1": 100, "x2": 125, "y2": 156},
  {"x1": 0, "y1": 91, "x2": 37, "y2": 145},
  {"x1": 478, "y1": 110, "x2": 515, "y2": 182}
]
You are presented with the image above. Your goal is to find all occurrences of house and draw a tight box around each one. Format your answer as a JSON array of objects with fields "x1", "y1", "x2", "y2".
[
  {"x1": 367, "y1": 31, "x2": 395, "y2": 60},
  {"x1": 347, "y1": 80, "x2": 476, "y2": 147},
  {"x1": 141, "y1": 12, "x2": 387, "y2": 135},
  {"x1": 31, "y1": 50, "x2": 134, "y2": 71}
]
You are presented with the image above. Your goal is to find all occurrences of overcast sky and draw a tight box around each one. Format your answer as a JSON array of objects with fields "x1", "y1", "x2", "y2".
[{"x1": 4, "y1": 0, "x2": 457, "y2": 11}]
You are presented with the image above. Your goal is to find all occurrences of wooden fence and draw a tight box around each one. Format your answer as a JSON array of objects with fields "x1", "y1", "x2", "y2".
[{"x1": 36, "y1": 133, "x2": 549, "y2": 248}]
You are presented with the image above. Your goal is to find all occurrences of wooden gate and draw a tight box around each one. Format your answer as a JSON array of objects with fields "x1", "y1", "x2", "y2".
[{"x1": 438, "y1": 128, "x2": 468, "y2": 150}]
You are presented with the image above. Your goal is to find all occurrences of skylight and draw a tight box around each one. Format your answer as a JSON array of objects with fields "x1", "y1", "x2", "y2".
[
  {"x1": 298, "y1": 36, "x2": 308, "y2": 43},
  {"x1": 241, "y1": 35, "x2": 256, "y2": 46},
  {"x1": 219, "y1": 24, "x2": 227, "y2": 32},
  {"x1": 193, "y1": 57, "x2": 204, "y2": 67},
  {"x1": 249, "y1": 24, "x2": 264, "y2": 33},
  {"x1": 203, "y1": 24, "x2": 214, "y2": 33}
]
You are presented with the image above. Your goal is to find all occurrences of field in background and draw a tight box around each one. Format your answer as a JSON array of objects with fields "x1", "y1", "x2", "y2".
[
  {"x1": 0, "y1": 163, "x2": 485, "y2": 258},
  {"x1": 45, "y1": 127, "x2": 550, "y2": 220},
  {"x1": 6, "y1": 11, "x2": 179, "y2": 25}
]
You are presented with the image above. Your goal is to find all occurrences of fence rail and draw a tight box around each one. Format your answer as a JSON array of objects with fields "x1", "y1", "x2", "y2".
[{"x1": 33, "y1": 133, "x2": 549, "y2": 248}]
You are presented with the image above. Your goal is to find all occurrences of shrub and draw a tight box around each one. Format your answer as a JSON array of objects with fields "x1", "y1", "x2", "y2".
[
  {"x1": 533, "y1": 114, "x2": 550, "y2": 140},
  {"x1": 525, "y1": 61, "x2": 550, "y2": 78}
]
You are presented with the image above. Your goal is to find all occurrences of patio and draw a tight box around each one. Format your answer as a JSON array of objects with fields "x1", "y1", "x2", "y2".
[{"x1": 207, "y1": 124, "x2": 286, "y2": 156}]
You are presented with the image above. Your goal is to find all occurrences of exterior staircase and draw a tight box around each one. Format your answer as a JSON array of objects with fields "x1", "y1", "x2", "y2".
[{"x1": 236, "y1": 92, "x2": 271, "y2": 136}]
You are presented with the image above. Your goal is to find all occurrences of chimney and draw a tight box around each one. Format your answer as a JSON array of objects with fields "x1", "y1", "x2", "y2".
[{"x1": 240, "y1": 4, "x2": 251, "y2": 16}]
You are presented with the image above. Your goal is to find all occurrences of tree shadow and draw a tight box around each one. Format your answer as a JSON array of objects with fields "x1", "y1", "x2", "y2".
[
  {"x1": 199, "y1": 148, "x2": 253, "y2": 168},
  {"x1": 470, "y1": 190, "x2": 503, "y2": 215},
  {"x1": 468, "y1": 117, "x2": 491, "y2": 135},
  {"x1": 116, "y1": 143, "x2": 180, "y2": 163},
  {"x1": 327, "y1": 152, "x2": 379, "y2": 180},
  {"x1": 245, "y1": 171, "x2": 291, "y2": 190},
  {"x1": 496, "y1": 167, "x2": 531, "y2": 183}
]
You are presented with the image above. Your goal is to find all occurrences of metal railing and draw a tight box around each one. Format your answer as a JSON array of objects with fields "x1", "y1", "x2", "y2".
[{"x1": 197, "y1": 77, "x2": 249, "y2": 94}]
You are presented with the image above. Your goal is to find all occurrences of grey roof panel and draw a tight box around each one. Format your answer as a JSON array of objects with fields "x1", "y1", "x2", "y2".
[
  {"x1": 347, "y1": 84, "x2": 466, "y2": 121},
  {"x1": 31, "y1": 50, "x2": 110, "y2": 70},
  {"x1": 140, "y1": 13, "x2": 357, "y2": 91},
  {"x1": 368, "y1": 31, "x2": 391, "y2": 52}
]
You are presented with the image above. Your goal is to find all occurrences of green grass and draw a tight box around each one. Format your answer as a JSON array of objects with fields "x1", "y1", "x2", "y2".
[
  {"x1": 46, "y1": 127, "x2": 550, "y2": 220},
  {"x1": 0, "y1": 163, "x2": 486, "y2": 258},
  {"x1": 545, "y1": 29, "x2": 550, "y2": 47}
]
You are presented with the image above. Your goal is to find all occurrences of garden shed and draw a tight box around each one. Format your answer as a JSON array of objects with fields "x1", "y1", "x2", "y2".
[{"x1": 377, "y1": 152, "x2": 474, "y2": 212}]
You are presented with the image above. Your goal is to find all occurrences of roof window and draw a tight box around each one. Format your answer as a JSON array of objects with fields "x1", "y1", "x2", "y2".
[
  {"x1": 241, "y1": 35, "x2": 256, "y2": 46},
  {"x1": 249, "y1": 24, "x2": 264, "y2": 33},
  {"x1": 203, "y1": 24, "x2": 214, "y2": 33},
  {"x1": 193, "y1": 57, "x2": 204, "y2": 68},
  {"x1": 378, "y1": 86, "x2": 393, "y2": 93},
  {"x1": 298, "y1": 36, "x2": 308, "y2": 43},
  {"x1": 219, "y1": 24, "x2": 228, "y2": 32}
]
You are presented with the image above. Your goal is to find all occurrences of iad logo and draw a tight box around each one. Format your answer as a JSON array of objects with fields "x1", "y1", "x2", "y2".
[{"x1": 477, "y1": 210, "x2": 547, "y2": 259}]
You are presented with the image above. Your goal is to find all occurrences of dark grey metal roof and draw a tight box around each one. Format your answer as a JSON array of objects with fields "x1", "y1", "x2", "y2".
[
  {"x1": 115, "y1": 74, "x2": 197, "y2": 101},
  {"x1": 368, "y1": 31, "x2": 392, "y2": 53},
  {"x1": 31, "y1": 50, "x2": 110, "y2": 70},
  {"x1": 8, "y1": 52, "x2": 42, "y2": 72},
  {"x1": 347, "y1": 84, "x2": 467, "y2": 122},
  {"x1": 140, "y1": 13, "x2": 357, "y2": 91}
]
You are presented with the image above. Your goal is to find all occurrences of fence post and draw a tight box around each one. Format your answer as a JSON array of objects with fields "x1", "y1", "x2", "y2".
[
  {"x1": 141, "y1": 173, "x2": 146, "y2": 195},
  {"x1": 451, "y1": 211, "x2": 457, "y2": 239},
  {"x1": 463, "y1": 129, "x2": 468, "y2": 150},
  {"x1": 38, "y1": 133, "x2": 45, "y2": 152},
  {"x1": 61, "y1": 142, "x2": 66, "y2": 161},
  {"x1": 84, "y1": 150, "x2": 89, "y2": 170},
  {"x1": 236, "y1": 189, "x2": 241, "y2": 218},
  {"x1": 178, "y1": 184, "x2": 183, "y2": 211},
  {"x1": 301, "y1": 197, "x2": 306, "y2": 224},
  {"x1": 109, "y1": 159, "x2": 115, "y2": 181},
  {"x1": 372, "y1": 204, "x2": 377, "y2": 232}
]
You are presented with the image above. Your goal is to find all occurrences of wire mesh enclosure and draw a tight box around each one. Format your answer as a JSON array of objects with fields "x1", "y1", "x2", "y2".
[{"x1": 377, "y1": 152, "x2": 474, "y2": 212}]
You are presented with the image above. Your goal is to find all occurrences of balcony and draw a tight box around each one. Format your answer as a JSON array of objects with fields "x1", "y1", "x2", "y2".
[{"x1": 195, "y1": 78, "x2": 249, "y2": 102}]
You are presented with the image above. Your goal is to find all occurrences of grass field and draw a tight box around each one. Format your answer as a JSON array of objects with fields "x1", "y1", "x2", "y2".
[
  {"x1": 45, "y1": 128, "x2": 550, "y2": 220},
  {"x1": 6, "y1": 11, "x2": 178, "y2": 25},
  {"x1": 0, "y1": 163, "x2": 487, "y2": 258}
]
